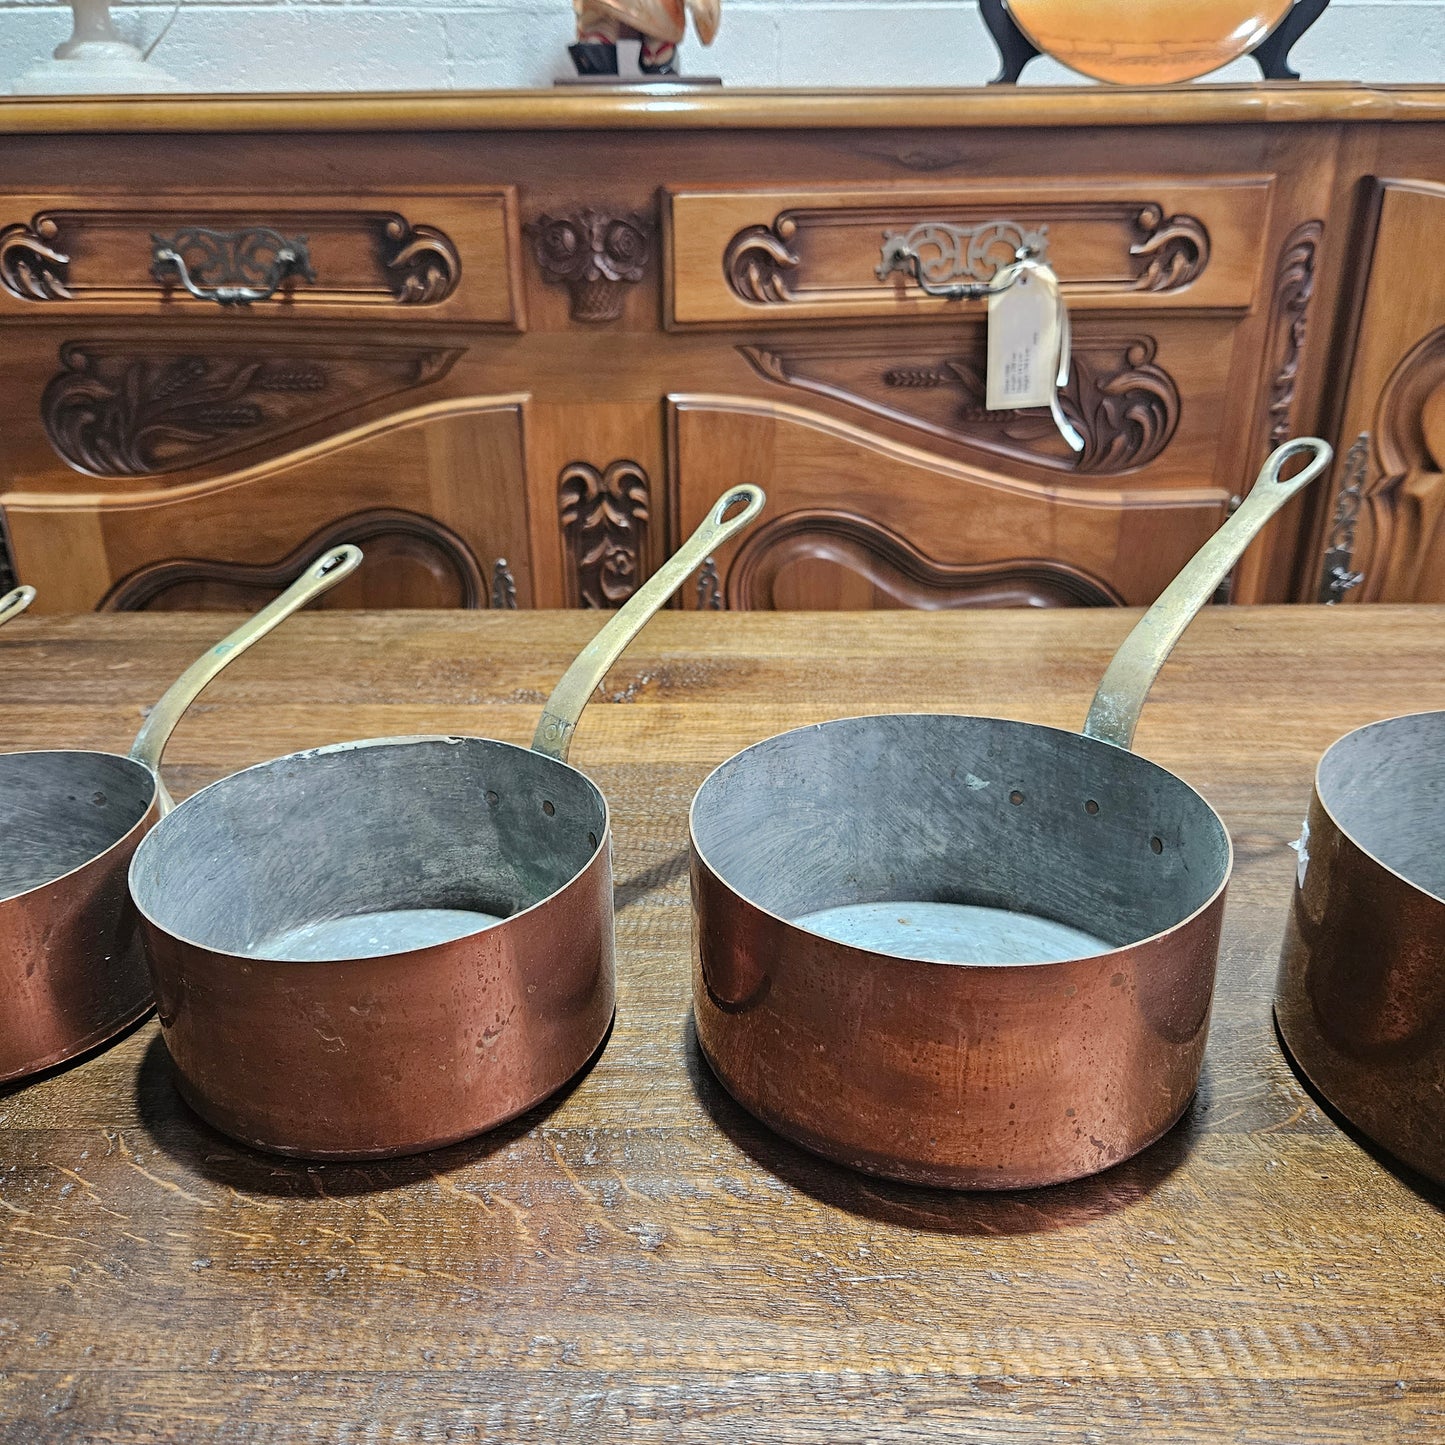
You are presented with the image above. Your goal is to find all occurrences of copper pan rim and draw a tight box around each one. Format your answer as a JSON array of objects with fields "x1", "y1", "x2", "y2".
[
  {"x1": 1312, "y1": 708, "x2": 1445, "y2": 908},
  {"x1": 130, "y1": 732, "x2": 611, "y2": 963},
  {"x1": 690, "y1": 712, "x2": 1234, "y2": 972},
  {"x1": 0, "y1": 750, "x2": 157, "y2": 907}
]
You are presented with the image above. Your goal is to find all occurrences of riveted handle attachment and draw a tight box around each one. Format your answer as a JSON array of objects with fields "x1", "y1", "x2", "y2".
[
  {"x1": 129, "y1": 545, "x2": 362, "y2": 813},
  {"x1": 1082, "y1": 438, "x2": 1333, "y2": 751},
  {"x1": 0, "y1": 585, "x2": 36, "y2": 628},
  {"x1": 532, "y1": 485, "x2": 766, "y2": 762}
]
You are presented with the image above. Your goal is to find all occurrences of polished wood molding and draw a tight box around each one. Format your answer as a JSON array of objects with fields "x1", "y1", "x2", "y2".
[
  {"x1": 558, "y1": 458, "x2": 651, "y2": 608},
  {"x1": 727, "y1": 508, "x2": 1122, "y2": 609},
  {"x1": 2, "y1": 85, "x2": 1445, "y2": 134},
  {"x1": 99, "y1": 506, "x2": 487, "y2": 610}
]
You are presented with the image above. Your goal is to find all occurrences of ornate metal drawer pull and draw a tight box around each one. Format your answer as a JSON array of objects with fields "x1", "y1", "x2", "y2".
[
  {"x1": 877, "y1": 219, "x2": 1049, "y2": 299},
  {"x1": 150, "y1": 227, "x2": 317, "y2": 307}
]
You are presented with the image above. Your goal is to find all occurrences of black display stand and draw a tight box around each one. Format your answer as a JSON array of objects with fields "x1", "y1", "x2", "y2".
[{"x1": 980, "y1": 0, "x2": 1331, "y2": 84}]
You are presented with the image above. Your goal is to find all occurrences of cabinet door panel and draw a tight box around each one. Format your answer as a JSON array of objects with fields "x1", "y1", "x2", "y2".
[
  {"x1": 1317, "y1": 182, "x2": 1445, "y2": 603},
  {"x1": 4, "y1": 399, "x2": 531, "y2": 612},
  {"x1": 668, "y1": 396, "x2": 1226, "y2": 610}
]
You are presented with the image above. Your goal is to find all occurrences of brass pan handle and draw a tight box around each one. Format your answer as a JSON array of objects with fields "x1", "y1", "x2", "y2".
[
  {"x1": 533, "y1": 485, "x2": 766, "y2": 762},
  {"x1": 0, "y1": 585, "x2": 36, "y2": 628},
  {"x1": 129, "y1": 544, "x2": 362, "y2": 814},
  {"x1": 1083, "y1": 437, "x2": 1333, "y2": 751}
]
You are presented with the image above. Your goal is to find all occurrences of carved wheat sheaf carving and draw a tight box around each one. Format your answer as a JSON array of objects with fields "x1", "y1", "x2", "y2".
[
  {"x1": 43, "y1": 343, "x2": 462, "y2": 477},
  {"x1": 1128, "y1": 206, "x2": 1210, "y2": 292},
  {"x1": 0, "y1": 217, "x2": 71, "y2": 301},
  {"x1": 380, "y1": 217, "x2": 461, "y2": 304},
  {"x1": 740, "y1": 336, "x2": 1179, "y2": 473},
  {"x1": 1265, "y1": 220, "x2": 1324, "y2": 446},
  {"x1": 558, "y1": 459, "x2": 650, "y2": 608},
  {"x1": 724, "y1": 218, "x2": 801, "y2": 303}
]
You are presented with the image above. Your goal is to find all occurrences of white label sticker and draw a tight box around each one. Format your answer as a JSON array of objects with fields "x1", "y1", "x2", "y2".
[{"x1": 987, "y1": 269, "x2": 1059, "y2": 411}]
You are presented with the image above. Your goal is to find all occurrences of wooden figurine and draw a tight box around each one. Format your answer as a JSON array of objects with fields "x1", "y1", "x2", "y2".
[{"x1": 569, "y1": 0, "x2": 719, "y2": 76}]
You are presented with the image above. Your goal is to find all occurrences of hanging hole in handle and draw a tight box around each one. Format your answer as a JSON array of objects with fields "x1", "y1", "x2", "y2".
[{"x1": 717, "y1": 486, "x2": 762, "y2": 525}]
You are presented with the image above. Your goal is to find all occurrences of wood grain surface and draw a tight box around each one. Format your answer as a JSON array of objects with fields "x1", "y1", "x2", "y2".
[
  {"x1": 2, "y1": 84, "x2": 1445, "y2": 134},
  {"x1": 0, "y1": 607, "x2": 1442, "y2": 1443}
]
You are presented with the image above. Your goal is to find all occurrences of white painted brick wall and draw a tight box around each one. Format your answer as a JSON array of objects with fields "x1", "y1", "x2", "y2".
[{"x1": 1, "y1": 0, "x2": 1442, "y2": 92}]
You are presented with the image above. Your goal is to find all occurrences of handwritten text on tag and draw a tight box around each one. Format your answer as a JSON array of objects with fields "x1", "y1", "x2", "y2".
[{"x1": 986, "y1": 269, "x2": 1060, "y2": 411}]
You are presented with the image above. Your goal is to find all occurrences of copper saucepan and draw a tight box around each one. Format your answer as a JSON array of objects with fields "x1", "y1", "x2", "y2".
[
  {"x1": 690, "y1": 439, "x2": 1332, "y2": 1190},
  {"x1": 129, "y1": 485, "x2": 766, "y2": 1160},
  {"x1": 1275, "y1": 711, "x2": 1445, "y2": 1184},
  {"x1": 0, "y1": 586, "x2": 37, "y2": 627},
  {"x1": 0, "y1": 548, "x2": 361, "y2": 1084}
]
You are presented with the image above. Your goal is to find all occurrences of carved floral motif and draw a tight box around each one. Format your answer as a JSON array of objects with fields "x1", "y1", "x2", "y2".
[
  {"x1": 380, "y1": 217, "x2": 461, "y2": 304},
  {"x1": 723, "y1": 218, "x2": 801, "y2": 303},
  {"x1": 526, "y1": 210, "x2": 654, "y2": 322},
  {"x1": 1128, "y1": 206, "x2": 1211, "y2": 292},
  {"x1": 558, "y1": 460, "x2": 650, "y2": 608},
  {"x1": 0, "y1": 217, "x2": 71, "y2": 301},
  {"x1": 1265, "y1": 221, "x2": 1324, "y2": 446},
  {"x1": 696, "y1": 557, "x2": 723, "y2": 610},
  {"x1": 1318, "y1": 432, "x2": 1368, "y2": 603},
  {"x1": 741, "y1": 336, "x2": 1179, "y2": 473}
]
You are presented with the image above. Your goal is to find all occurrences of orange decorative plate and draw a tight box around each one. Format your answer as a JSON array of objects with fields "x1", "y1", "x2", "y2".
[{"x1": 1006, "y1": 0, "x2": 1295, "y2": 83}]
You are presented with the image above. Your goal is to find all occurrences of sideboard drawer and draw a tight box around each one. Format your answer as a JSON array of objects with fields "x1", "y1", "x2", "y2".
[
  {"x1": 0, "y1": 189, "x2": 522, "y2": 327},
  {"x1": 666, "y1": 179, "x2": 1272, "y2": 328}
]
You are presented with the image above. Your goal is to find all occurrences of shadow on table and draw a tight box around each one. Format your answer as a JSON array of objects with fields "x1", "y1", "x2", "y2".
[
  {"x1": 684, "y1": 1018, "x2": 1196, "y2": 1236},
  {"x1": 132, "y1": 1021, "x2": 611, "y2": 1198},
  {"x1": 1272, "y1": 1016, "x2": 1445, "y2": 1213}
]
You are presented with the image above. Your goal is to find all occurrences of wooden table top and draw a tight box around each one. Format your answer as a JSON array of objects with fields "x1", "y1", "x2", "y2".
[{"x1": 1, "y1": 606, "x2": 1442, "y2": 1443}]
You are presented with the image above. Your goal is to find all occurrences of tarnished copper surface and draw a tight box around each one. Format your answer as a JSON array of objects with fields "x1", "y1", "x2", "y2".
[
  {"x1": 691, "y1": 764, "x2": 1229, "y2": 1191},
  {"x1": 1275, "y1": 713, "x2": 1445, "y2": 1185},
  {"x1": 0, "y1": 787, "x2": 158, "y2": 1083},
  {"x1": 143, "y1": 839, "x2": 616, "y2": 1159}
]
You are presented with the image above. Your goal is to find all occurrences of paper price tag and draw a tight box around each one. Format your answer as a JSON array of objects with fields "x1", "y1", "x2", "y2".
[{"x1": 986, "y1": 268, "x2": 1060, "y2": 411}]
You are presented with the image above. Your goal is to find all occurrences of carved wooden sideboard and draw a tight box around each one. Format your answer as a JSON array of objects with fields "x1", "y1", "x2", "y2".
[{"x1": 0, "y1": 85, "x2": 1442, "y2": 613}]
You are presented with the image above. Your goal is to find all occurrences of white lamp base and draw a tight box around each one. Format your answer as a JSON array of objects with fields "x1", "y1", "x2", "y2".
[
  {"x1": 9, "y1": 0, "x2": 183, "y2": 95},
  {"x1": 11, "y1": 42, "x2": 182, "y2": 94}
]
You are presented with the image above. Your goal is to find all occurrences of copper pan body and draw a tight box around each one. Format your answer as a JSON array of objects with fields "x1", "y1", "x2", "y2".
[
  {"x1": 691, "y1": 714, "x2": 1230, "y2": 1189},
  {"x1": 131, "y1": 737, "x2": 616, "y2": 1159},
  {"x1": 0, "y1": 753, "x2": 159, "y2": 1082},
  {"x1": 1275, "y1": 711, "x2": 1445, "y2": 1184}
]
